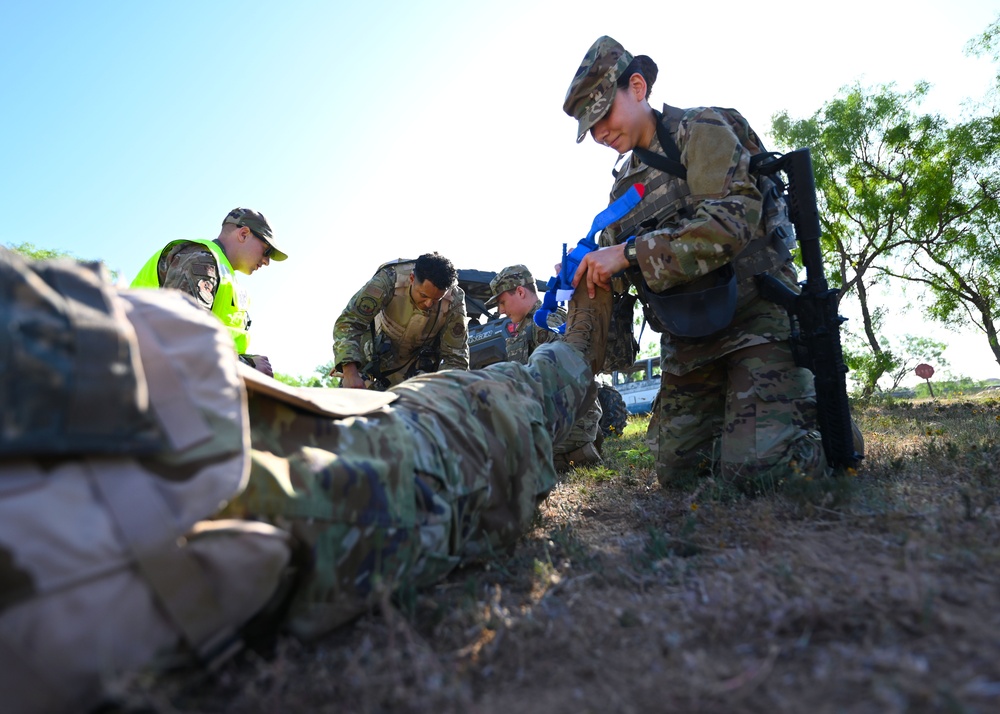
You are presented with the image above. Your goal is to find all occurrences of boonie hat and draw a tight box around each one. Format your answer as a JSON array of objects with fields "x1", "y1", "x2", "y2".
[
  {"x1": 563, "y1": 36, "x2": 634, "y2": 143},
  {"x1": 223, "y1": 207, "x2": 288, "y2": 261},
  {"x1": 485, "y1": 264, "x2": 534, "y2": 308}
]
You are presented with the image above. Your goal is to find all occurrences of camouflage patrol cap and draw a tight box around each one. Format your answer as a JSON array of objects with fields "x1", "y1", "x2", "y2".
[
  {"x1": 563, "y1": 36, "x2": 634, "y2": 143},
  {"x1": 222, "y1": 207, "x2": 288, "y2": 261},
  {"x1": 485, "y1": 264, "x2": 534, "y2": 308}
]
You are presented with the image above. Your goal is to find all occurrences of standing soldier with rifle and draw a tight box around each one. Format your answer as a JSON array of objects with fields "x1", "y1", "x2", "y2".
[{"x1": 561, "y1": 36, "x2": 862, "y2": 491}]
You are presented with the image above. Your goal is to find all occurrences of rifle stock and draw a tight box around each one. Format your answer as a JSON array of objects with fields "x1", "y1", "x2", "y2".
[{"x1": 755, "y1": 148, "x2": 861, "y2": 470}]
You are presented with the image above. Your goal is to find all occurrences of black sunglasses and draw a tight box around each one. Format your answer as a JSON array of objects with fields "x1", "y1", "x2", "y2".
[{"x1": 249, "y1": 229, "x2": 275, "y2": 258}]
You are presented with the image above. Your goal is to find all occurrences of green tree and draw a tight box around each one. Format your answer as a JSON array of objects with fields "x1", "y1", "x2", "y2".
[
  {"x1": 884, "y1": 336, "x2": 949, "y2": 393},
  {"x1": 771, "y1": 78, "x2": 998, "y2": 394},
  {"x1": 873, "y1": 18, "x2": 1000, "y2": 370},
  {"x1": 5, "y1": 242, "x2": 75, "y2": 261},
  {"x1": 5, "y1": 241, "x2": 122, "y2": 281}
]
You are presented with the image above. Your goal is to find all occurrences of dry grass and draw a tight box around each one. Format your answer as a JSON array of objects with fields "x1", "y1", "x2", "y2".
[{"x1": 122, "y1": 396, "x2": 1000, "y2": 714}]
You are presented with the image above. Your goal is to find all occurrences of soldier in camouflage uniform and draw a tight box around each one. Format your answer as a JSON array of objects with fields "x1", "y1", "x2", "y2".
[
  {"x1": 0, "y1": 245, "x2": 610, "y2": 692},
  {"x1": 333, "y1": 252, "x2": 469, "y2": 390},
  {"x1": 563, "y1": 36, "x2": 837, "y2": 490},
  {"x1": 486, "y1": 264, "x2": 603, "y2": 469},
  {"x1": 130, "y1": 207, "x2": 286, "y2": 376},
  {"x1": 228, "y1": 278, "x2": 610, "y2": 638}
]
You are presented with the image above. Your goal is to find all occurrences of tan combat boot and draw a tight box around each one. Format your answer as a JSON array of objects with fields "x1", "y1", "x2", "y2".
[
  {"x1": 553, "y1": 442, "x2": 603, "y2": 472},
  {"x1": 562, "y1": 285, "x2": 613, "y2": 376}
]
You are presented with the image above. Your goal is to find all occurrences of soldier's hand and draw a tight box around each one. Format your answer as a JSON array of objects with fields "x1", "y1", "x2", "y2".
[
  {"x1": 340, "y1": 363, "x2": 367, "y2": 389},
  {"x1": 252, "y1": 355, "x2": 274, "y2": 377},
  {"x1": 573, "y1": 245, "x2": 628, "y2": 297}
]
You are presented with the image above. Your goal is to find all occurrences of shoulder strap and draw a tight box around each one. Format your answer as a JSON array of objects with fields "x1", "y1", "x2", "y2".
[{"x1": 632, "y1": 109, "x2": 688, "y2": 180}]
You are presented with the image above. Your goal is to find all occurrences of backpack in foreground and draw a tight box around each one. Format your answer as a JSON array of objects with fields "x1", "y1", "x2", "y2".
[{"x1": 0, "y1": 248, "x2": 293, "y2": 714}]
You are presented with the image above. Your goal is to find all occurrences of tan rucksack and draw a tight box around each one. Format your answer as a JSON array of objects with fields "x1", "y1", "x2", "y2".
[{"x1": 0, "y1": 249, "x2": 293, "y2": 714}]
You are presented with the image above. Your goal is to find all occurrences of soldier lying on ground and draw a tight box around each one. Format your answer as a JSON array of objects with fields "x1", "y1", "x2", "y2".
[
  {"x1": 487, "y1": 263, "x2": 604, "y2": 470},
  {"x1": 0, "y1": 246, "x2": 609, "y2": 714}
]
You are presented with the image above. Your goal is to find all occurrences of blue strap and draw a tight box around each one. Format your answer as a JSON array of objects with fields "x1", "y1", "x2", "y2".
[{"x1": 535, "y1": 183, "x2": 646, "y2": 332}]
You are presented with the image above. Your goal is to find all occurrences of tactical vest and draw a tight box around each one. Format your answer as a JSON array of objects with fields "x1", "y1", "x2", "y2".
[
  {"x1": 611, "y1": 105, "x2": 791, "y2": 339},
  {"x1": 373, "y1": 260, "x2": 455, "y2": 363},
  {"x1": 131, "y1": 238, "x2": 251, "y2": 354}
]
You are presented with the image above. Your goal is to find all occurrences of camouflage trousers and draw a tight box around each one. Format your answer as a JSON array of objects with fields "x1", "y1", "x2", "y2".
[
  {"x1": 652, "y1": 340, "x2": 829, "y2": 489},
  {"x1": 222, "y1": 342, "x2": 590, "y2": 640},
  {"x1": 555, "y1": 384, "x2": 602, "y2": 453}
]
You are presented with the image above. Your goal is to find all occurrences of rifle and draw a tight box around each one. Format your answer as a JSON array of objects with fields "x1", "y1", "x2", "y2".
[
  {"x1": 534, "y1": 183, "x2": 646, "y2": 332},
  {"x1": 754, "y1": 148, "x2": 862, "y2": 470}
]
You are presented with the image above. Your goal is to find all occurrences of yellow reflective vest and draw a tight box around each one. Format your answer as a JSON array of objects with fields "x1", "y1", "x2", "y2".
[{"x1": 131, "y1": 239, "x2": 250, "y2": 353}]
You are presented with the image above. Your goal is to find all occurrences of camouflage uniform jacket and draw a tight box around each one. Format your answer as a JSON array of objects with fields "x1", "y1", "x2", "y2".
[
  {"x1": 602, "y1": 104, "x2": 798, "y2": 376},
  {"x1": 135, "y1": 240, "x2": 265, "y2": 367},
  {"x1": 504, "y1": 300, "x2": 565, "y2": 364},
  {"x1": 150, "y1": 241, "x2": 222, "y2": 311},
  {"x1": 333, "y1": 262, "x2": 469, "y2": 386}
]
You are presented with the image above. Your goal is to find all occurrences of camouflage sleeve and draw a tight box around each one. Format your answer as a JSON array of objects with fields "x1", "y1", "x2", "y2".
[
  {"x1": 159, "y1": 243, "x2": 218, "y2": 310},
  {"x1": 332, "y1": 268, "x2": 396, "y2": 370},
  {"x1": 438, "y1": 285, "x2": 470, "y2": 370},
  {"x1": 633, "y1": 107, "x2": 762, "y2": 293}
]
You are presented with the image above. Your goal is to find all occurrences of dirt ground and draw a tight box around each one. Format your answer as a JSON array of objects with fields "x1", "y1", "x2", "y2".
[{"x1": 133, "y1": 399, "x2": 1000, "y2": 714}]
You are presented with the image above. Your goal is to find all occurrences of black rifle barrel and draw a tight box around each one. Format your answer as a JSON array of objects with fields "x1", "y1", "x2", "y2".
[{"x1": 756, "y1": 148, "x2": 861, "y2": 470}]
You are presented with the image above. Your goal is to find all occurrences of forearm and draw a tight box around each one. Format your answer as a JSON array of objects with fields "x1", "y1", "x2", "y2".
[
  {"x1": 438, "y1": 326, "x2": 470, "y2": 370},
  {"x1": 332, "y1": 271, "x2": 394, "y2": 369},
  {"x1": 332, "y1": 317, "x2": 371, "y2": 369}
]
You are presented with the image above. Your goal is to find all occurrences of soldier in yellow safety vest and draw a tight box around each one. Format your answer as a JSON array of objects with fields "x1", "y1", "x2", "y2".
[{"x1": 131, "y1": 207, "x2": 287, "y2": 376}]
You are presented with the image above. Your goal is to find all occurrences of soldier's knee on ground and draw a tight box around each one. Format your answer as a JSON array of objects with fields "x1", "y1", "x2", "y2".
[
  {"x1": 721, "y1": 429, "x2": 830, "y2": 494},
  {"x1": 655, "y1": 448, "x2": 715, "y2": 490}
]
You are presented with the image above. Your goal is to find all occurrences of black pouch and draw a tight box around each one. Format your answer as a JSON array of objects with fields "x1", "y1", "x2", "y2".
[
  {"x1": 644, "y1": 264, "x2": 738, "y2": 339},
  {"x1": 603, "y1": 291, "x2": 640, "y2": 372}
]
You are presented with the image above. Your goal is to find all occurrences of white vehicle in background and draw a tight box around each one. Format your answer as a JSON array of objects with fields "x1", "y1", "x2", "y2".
[{"x1": 609, "y1": 357, "x2": 661, "y2": 415}]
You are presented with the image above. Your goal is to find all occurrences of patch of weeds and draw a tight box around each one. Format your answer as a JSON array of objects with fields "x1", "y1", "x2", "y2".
[
  {"x1": 616, "y1": 446, "x2": 655, "y2": 470},
  {"x1": 532, "y1": 556, "x2": 559, "y2": 588},
  {"x1": 633, "y1": 517, "x2": 701, "y2": 572},
  {"x1": 546, "y1": 521, "x2": 599, "y2": 571},
  {"x1": 581, "y1": 465, "x2": 616, "y2": 482},
  {"x1": 736, "y1": 461, "x2": 858, "y2": 508}
]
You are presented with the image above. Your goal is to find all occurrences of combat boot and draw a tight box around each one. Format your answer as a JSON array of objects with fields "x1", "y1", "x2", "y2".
[
  {"x1": 562, "y1": 285, "x2": 613, "y2": 376},
  {"x1": 553, "y1": 442, "x2": 604, "y2": 472}
]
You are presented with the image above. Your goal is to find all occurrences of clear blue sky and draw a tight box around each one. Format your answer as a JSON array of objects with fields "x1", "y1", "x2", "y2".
[{"x1": 2, "y1": 0, "x2": 998, "y2": 383}]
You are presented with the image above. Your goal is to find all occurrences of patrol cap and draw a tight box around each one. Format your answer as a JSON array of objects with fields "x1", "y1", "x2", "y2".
[
  {"x1": 485, "y1": 264, "x2": 534, "y2": 308},
  {"x1": 222, "y1": 207, "x2": 288, "y2": 262},
  {"x1": 563, "y1": 36, "x2": 634, "y2": 143}
]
